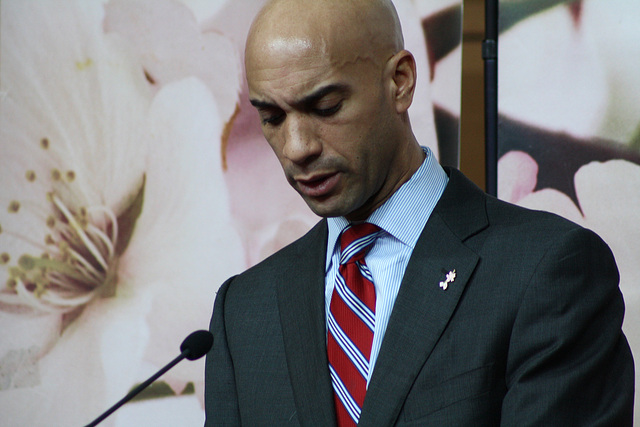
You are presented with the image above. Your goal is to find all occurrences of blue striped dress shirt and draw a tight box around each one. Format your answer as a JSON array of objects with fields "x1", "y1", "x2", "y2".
[{"x1": 325, "y1": 146, "x2": 449, "y2": 384}]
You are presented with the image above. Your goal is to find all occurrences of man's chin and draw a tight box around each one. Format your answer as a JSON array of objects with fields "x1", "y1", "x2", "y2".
[{"x1": 302, "y1": 196, "x2": 350, "y2": 219}]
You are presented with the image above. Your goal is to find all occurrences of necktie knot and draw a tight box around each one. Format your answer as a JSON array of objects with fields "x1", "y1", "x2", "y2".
[{"x1": 339, "y1": 223, "x2": 381, "y2": 265}]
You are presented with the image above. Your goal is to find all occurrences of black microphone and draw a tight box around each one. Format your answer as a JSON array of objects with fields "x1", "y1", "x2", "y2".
[{"x1": 84, "y1": 330, "x2": 213, "y2": 427}]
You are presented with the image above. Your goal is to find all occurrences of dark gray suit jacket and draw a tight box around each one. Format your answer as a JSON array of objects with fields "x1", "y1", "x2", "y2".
[{"x1": 205, "y1": 168, "x2": 634, "y2": 426}]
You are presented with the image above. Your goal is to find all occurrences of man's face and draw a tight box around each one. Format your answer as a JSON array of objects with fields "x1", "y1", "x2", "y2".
[{"x1": 246, "y1": 38, "x2": 403, "y2": 221}]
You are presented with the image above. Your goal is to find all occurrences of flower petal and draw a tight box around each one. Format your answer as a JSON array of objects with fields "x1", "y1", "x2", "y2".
[
  {"x1": 498, "y1": 151, "x2": 539, "y2": 204},
  {"x1": 104, "y1": 0, "x2": 242, "y2": 126},
  {"x1": 122, "y1": 77, "x2": 244, "y2": 385},
  {"x1": 515, "y1": 188, "x2": 585, "y2": 226},
  {"x1": 574, "y1": 160, "x2": 640, "y2": 293},
  {"x1": 499, "y1": 3, "x2": 607, "y2": 138}
]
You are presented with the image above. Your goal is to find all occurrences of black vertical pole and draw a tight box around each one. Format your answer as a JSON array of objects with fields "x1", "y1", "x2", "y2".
[{"x1": 483, "y1": 0, "x2": 499, "y2": 196}]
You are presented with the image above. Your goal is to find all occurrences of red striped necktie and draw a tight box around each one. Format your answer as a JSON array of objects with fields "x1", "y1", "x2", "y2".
[{"x1": 328, "y1": 223, "x2": 381, "y2": 426}]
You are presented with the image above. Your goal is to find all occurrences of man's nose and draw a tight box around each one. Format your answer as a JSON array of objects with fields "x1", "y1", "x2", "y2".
[{"x1": 282, "y1": 116, "x2": 322, "y2": 164}]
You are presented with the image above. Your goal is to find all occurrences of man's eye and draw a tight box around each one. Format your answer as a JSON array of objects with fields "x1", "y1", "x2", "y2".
[
  {"x1": 262, "y1": 112, "x2": 285, "y2": 126},
  {"x1": 314, "y1": 102, "x2": 342, "y2": 117}
]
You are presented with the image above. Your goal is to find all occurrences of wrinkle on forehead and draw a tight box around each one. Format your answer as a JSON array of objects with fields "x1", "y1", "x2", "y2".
[{"x1": 266, "y1": 37, "x2": 316, "y2": 56}]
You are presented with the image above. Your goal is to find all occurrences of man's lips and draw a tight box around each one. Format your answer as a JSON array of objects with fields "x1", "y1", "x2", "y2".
[{"x1": 295, "y1": 172, "x2": 340, "y2": 198}]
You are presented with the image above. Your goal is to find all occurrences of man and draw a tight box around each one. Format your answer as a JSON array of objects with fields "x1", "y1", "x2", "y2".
[{"x1": 205, "y1": 0, "x2": 634, "y2": 425}]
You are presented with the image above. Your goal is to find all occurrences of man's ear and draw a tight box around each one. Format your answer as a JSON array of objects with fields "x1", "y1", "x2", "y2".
[{"x1": 387, "y1": 50, "x2": 417, "y2": 114}]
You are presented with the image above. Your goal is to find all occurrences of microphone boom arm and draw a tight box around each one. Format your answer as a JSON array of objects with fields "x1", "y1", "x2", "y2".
[
  {"x1": 84, "y1": 329, "x2": 213, "y2": 427},
  {"x1": 84, "y1": 350, "x2": 188, "y2": 427}
]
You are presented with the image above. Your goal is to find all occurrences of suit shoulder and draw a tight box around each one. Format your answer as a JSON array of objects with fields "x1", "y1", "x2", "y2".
[
  {"x1": 441, "y1": 168, "x2": 585, "y2": 241},
  {"x1": 485, "y1": 194, "x2": 582, "y2": 233},
  {"x1": 478, "y1": 193, "x2": 617, "y2": 270}
]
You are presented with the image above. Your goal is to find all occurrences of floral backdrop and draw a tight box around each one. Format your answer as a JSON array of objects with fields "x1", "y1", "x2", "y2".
[
  {"x1": 0, "y1": 0, "x2": 462, "y2": 425},
  {"x1": 497, "y1": 0, "x2": 640, "y2": 420}
]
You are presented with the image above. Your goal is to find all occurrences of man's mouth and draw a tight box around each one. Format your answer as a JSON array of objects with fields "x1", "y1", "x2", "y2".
[{"x1": 295, "y1": 172, "x2": 340, "y2": 198}]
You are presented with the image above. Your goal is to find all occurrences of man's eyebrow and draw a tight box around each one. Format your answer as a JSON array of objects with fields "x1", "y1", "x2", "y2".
[
  {"x1": 249, "y1": 84, "x2": 349, "y2": 110},
  {"x1": 249, "y1": 98, "x2": 276, "y2": 110},
  {"x1": 298, "y1": 84, "x2": 349, "y2": 107}
]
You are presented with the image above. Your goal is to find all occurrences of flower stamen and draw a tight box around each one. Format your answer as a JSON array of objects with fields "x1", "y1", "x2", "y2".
[
  {"x1": 1, "y1": 191, "x2": 120, "y2": 314},
  {"x1": 66, "y1": 247, "x2": 105, "y2": 283},
  {"x1": 8, "y1": 201, "x2": 21, "y2": 213},
  {"x1": 51, "y1": 193, "x2": 110, "y2": 272}
]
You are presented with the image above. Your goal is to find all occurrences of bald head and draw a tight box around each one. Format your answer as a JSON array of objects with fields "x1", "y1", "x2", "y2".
[{"x1": 246, "y1": 0, "x2": 404, "y2": 74}]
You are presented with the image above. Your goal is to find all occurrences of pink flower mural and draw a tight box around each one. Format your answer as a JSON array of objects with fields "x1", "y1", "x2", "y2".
[{"x1": 0, "y1": 1, "x2": 243, "y2": 425}]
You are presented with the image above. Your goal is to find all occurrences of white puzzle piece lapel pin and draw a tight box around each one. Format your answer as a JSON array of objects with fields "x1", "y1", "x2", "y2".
[{"x1": 439, "y1": 270, "x2": 456, "y2": 290}]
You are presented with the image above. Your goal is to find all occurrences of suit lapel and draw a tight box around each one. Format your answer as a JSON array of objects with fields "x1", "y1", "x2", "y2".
[
  {"x1": 359, "y1": 168, "x2": 488, "y2": 426},
  {"x1": 276, "y1": 220, "x2": 337, "y2": 426}
]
